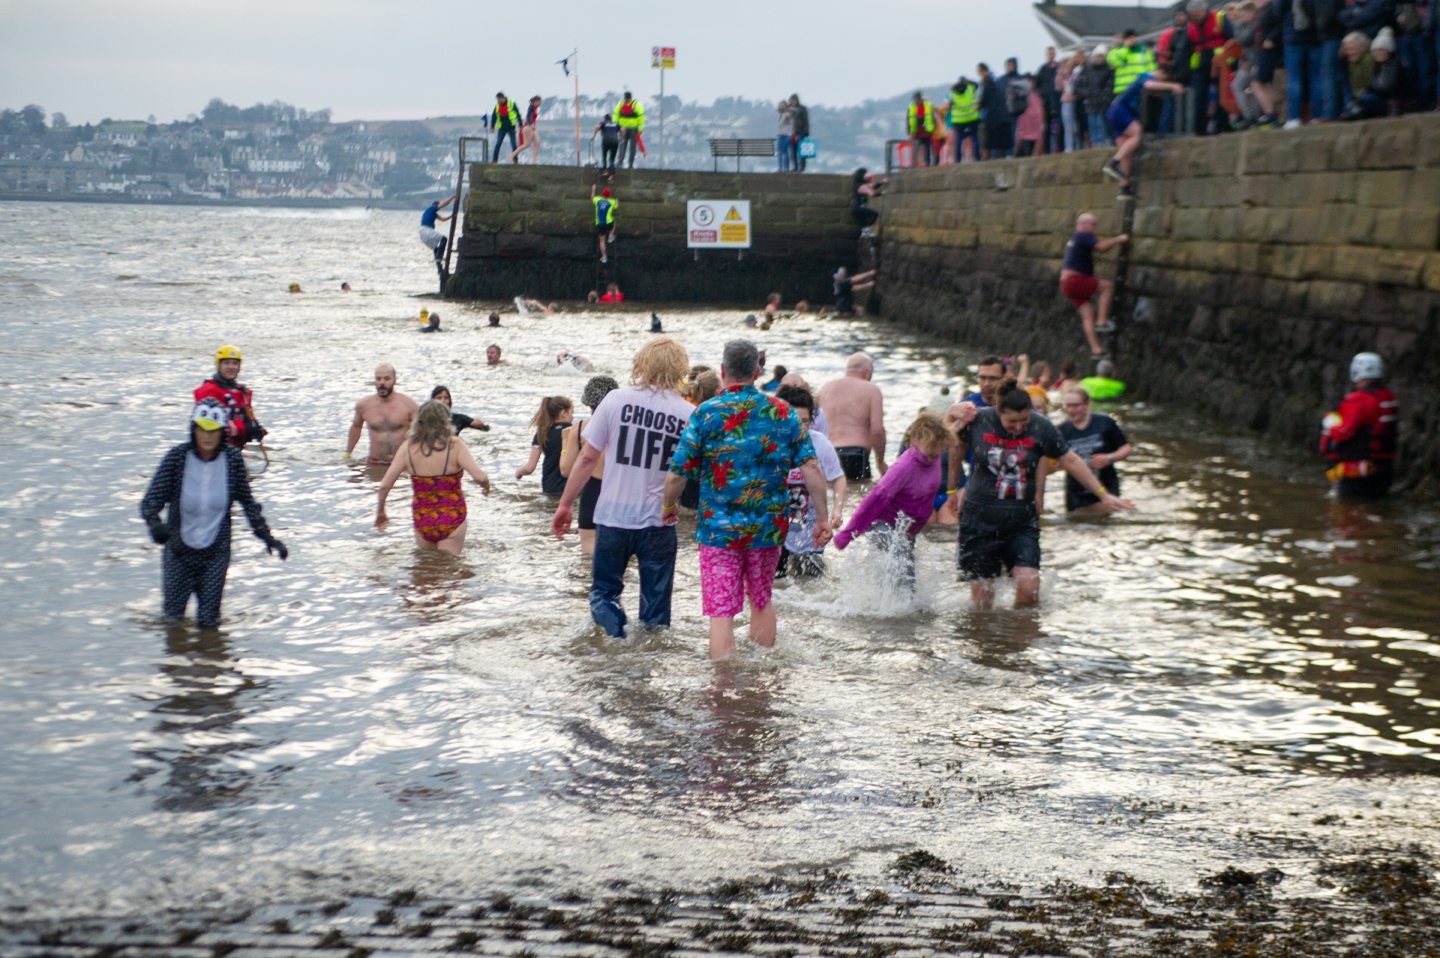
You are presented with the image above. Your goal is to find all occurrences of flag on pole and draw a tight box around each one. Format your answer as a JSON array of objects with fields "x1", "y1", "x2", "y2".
[{"x1": 557, "y1": 55, "x2": 570, "y2": 77}]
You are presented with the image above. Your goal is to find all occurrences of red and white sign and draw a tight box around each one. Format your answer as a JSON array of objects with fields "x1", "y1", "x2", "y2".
[{"x1": 651, "y1": 46, "x2": 676, "y2": 69}]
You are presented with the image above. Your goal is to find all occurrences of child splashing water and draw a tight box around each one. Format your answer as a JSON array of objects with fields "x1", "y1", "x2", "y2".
[{"x1": 833, "y1": 411, "x2": 956, "y2": 593}]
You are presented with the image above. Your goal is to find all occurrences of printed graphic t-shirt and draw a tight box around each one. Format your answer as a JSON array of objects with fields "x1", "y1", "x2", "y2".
[
  {"x1": 784, "y1": 429, "x2": 843, "y2": 555},
  {"x1": 582, "y1": 386, "x2": 694, "y2": 529},
  {"x1": 961, "y1": 407, "x2": 1068, "y2": 508}
]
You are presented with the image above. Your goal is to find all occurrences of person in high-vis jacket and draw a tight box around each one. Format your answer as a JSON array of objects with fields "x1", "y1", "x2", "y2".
[
  {"x1": 1108, "y1": 29, "x2": 1158, "y2": 94},
  {"x1": 141, "y1": 403, "x2": 287, "y2": 629},
  {"x1": 489, "y1": 93, "x2": 523, "y2": 163},
  {"x1": 1321, "y1": 352, "x2": 1399, "y2": 499},
  {"x1": 614, "y1": 92, "x2": 646, "y2": 169},
  {"x1": 591, "y1": 184, "x2": 618, "y2": 264},
  {"x1": 948, "y1": 78, "x2": 981, "y2": 163},
  {"x1": 906, "y1": 91, "x2": 936, "y2": 166}
]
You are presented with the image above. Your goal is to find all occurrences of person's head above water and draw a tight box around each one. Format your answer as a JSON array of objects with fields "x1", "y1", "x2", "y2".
[
  {"x1": 486, "y1": 344, "x2": 502, "y2": 365},
  {"x1": 1095, "y1": 359, "x2": 1118, "y2": 379},
  {"x1": 340, "y1": 282, "x2": 352, "y2": 292},
  {"x1": 430, "y1": 385, "x2": 453, "y2": 407},
  {"x1": 631, "y1": 337, "x2": 690, "y2": 391},
  {"x1": 374, "y1": 364, "x2": 397, "y2": 397},
  {"x1": 488, "y1": 313, "x2": 501, "y2": 327}
]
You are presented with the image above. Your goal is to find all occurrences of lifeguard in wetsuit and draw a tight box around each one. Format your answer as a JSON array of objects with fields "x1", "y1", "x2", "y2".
[
  {"x1": 1320, "y1": 352, "x2": 1399, "y2": 500},
  {"x1": 194, "y1": 345, "x2": 268, "y2": 450}
]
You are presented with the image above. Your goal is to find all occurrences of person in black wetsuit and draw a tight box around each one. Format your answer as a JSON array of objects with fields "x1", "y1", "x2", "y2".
[
  {"x1": 849, "y1": 168, "x2": 886, "y2": 231},
  {"x1": 430, "y1": 386, "x2": 488, "y2": 434}
]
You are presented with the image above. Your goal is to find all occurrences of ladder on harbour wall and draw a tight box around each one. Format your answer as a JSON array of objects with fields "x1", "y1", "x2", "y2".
[
  {"x1": 439, "y1": 136, "x2": 490, "y2": 295},
  {"x1": 1106, "y1": 163, "x2": 1143, "y2": 360}
]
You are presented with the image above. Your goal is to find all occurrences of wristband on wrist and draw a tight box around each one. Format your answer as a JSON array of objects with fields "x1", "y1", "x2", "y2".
[
  {"x1": 946, "y1": 488, "x2": 957, "y2": 495},
  {"x1": 661, "y1": 503, "x2": 677, "y2": 513}
]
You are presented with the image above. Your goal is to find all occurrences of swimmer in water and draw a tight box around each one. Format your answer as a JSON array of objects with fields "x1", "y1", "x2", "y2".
[
  {"x1": 553, "y1": 350, "x2": 595, "y2": 372},
  {"x1": 419, "y1": 312, "x2": 442, "y2": 333},
  {"x1": 430, "y1": 385, "x2": 489, "y2": 433}
]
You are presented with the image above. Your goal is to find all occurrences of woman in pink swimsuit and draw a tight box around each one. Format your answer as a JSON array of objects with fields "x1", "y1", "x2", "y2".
[{"x1": 375, "y1": 400, "x2": 491, "y2": 555}]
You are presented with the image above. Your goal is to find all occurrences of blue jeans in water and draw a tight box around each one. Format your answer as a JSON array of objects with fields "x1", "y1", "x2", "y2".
[
  {"x1": 589, "y1": 524, "x2": 679, "y2": 638},
  {"x1": 776, "y1": 135, "x2": 792, "y2": 172},
  {"x1": 1285, "y1": 40, "x2": 1323, "y2": 122},
  {"x1": 1086, "y1": 112, "x2": 1110, "y2": 147}
]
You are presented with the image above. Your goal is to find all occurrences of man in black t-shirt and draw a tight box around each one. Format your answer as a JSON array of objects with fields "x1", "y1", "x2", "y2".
[
  {"x1": 1038, "y1": 386, "x2": 1133, "y2": 513},
  {"x1": 947, "y1": 381, "x2": 1132, "y2": 608}
]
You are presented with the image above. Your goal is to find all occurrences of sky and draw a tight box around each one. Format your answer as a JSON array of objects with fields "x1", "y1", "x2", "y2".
[{"x1": 2, "y1": 0, "x2": 1159, "y2": 124}]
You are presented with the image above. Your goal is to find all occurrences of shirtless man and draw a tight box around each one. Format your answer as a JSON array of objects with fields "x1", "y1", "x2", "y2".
[
  {"x1": 817, "y1": 351, "x2": 887, "y2": 480},
  {"x1": 345, "y1": 364, "x2": 419, "y2": 464}
]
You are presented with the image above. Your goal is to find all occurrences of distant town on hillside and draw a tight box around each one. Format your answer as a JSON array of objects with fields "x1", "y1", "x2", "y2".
[{"x1": 0, "y1": 92, "x2": 931, "y2": 205}]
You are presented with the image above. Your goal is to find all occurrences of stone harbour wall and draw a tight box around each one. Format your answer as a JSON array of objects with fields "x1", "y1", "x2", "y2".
[
  {"x1": 875, "y1": 114, "x2": 1440, "y2": 494},
  {"x1": 447, "y1": 165, "x2": 858, "y2": 306}
]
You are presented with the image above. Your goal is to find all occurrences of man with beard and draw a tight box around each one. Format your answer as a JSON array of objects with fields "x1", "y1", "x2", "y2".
[{"x1": 345, "y1": 363, "x2": 419, "y2": 464}]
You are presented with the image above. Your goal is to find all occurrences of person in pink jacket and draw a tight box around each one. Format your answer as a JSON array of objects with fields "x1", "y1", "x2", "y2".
[{"x1": 833, "y1": 411, "x2": 956, "y2": 590}]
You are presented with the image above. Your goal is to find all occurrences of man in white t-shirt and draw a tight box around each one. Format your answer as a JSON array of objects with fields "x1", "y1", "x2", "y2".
[
  {"x1": 775, "y1": 386, "x2": 847, "y2": 578},
  {"x1": 552, "y1": 338, "x2": 694, "y2": 638}
]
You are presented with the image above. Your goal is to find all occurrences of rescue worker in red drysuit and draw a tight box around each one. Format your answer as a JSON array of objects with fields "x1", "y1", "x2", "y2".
[
  {"x1": 194, "y1": 345, "x2": 268, "y2": 450},
  {"x1": 1320, "y1": 351, "x2": 1398, "y2": 500}
]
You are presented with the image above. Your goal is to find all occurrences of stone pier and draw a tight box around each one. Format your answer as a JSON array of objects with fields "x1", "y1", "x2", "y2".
[
  {"x1": 446, "y1": 165, "x2": 858, "y2": 305},
  {"x1": 875, "y1": 115, "x2": 1440, "y2": 494}
]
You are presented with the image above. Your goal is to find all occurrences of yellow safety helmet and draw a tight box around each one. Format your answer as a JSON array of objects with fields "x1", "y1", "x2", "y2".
[{"x1": 215, "y1": 345, "x2": 243, "y2": 363}]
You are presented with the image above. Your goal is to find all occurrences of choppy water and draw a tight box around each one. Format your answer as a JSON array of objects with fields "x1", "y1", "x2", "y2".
[{"x1": 1, "y1": 200, "x2": 1437, "y2": 922}]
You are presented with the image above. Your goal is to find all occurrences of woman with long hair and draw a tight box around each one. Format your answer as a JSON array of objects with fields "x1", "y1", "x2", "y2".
[
  {"x1": 515, "y1": 395, "x2": 574, "y2": 496},
  {"x1": 375, "y1": 399, "x2": 491, "y2": 554}
]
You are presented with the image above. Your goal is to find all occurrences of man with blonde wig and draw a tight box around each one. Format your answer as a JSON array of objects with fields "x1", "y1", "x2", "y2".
[{"x1": 552, "y1": 337, "x2": 694, "y2": 638}]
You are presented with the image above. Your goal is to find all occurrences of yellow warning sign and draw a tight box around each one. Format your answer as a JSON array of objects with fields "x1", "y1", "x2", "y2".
[{"x1": 686, "y1": 199, "x2": 751, "y2": 249}]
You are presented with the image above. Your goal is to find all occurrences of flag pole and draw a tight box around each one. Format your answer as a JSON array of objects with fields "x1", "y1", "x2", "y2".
[{"x1": 571, "y1": 49, "x2": 581, "y2": 168}]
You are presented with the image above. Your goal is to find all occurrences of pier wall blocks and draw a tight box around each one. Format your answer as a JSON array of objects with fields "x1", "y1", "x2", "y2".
[
  {"x1": 448, "y1": 166, "x2": 857, "y2": 305},
  {"x1": 874, "y1": 114, "x2": 1440, "y2": 495}
]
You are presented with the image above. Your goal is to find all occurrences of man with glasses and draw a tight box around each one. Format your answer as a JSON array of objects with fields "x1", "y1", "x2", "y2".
[{"x1": 1037, "y1": 385, "x2": 1134, "y2": 514}]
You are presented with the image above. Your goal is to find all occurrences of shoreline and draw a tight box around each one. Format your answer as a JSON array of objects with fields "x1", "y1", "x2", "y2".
[{"x1": 0, "y1": 192, "x2": 418, "y2": 211}]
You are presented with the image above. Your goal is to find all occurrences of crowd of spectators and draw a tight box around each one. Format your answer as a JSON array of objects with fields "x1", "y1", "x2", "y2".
[{"x1": 902, "y1": 0, "x2": 1438, "y2": 164}]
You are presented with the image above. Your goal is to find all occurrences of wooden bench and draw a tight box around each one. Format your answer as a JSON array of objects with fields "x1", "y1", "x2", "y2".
[{"x1": 709, "y1": 138, "x2": 777, "y2": 172}]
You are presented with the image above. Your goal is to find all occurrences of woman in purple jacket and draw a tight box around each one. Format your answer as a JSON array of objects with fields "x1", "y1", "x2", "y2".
[{"x1": 833, "y1": 411, "x2": 955, "y2": 591}]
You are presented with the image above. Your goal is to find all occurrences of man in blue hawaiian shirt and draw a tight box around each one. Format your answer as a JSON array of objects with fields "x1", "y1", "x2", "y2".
[{"x1": 663, "y1": 339, "x2": 832, "y2": 660}]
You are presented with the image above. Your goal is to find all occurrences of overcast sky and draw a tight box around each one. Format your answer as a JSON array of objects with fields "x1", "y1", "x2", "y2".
[{"x1": 3, "y1": 0, "x2": 1156, "y2": 123}]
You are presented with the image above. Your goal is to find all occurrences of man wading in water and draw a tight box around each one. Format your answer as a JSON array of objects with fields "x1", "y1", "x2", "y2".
[
  {"x1": 818, "y1": 352, "x2": 888, "y2": 481},
  {"x1": 346, "y1": 363, "x2": 420, "y2": 465}
]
